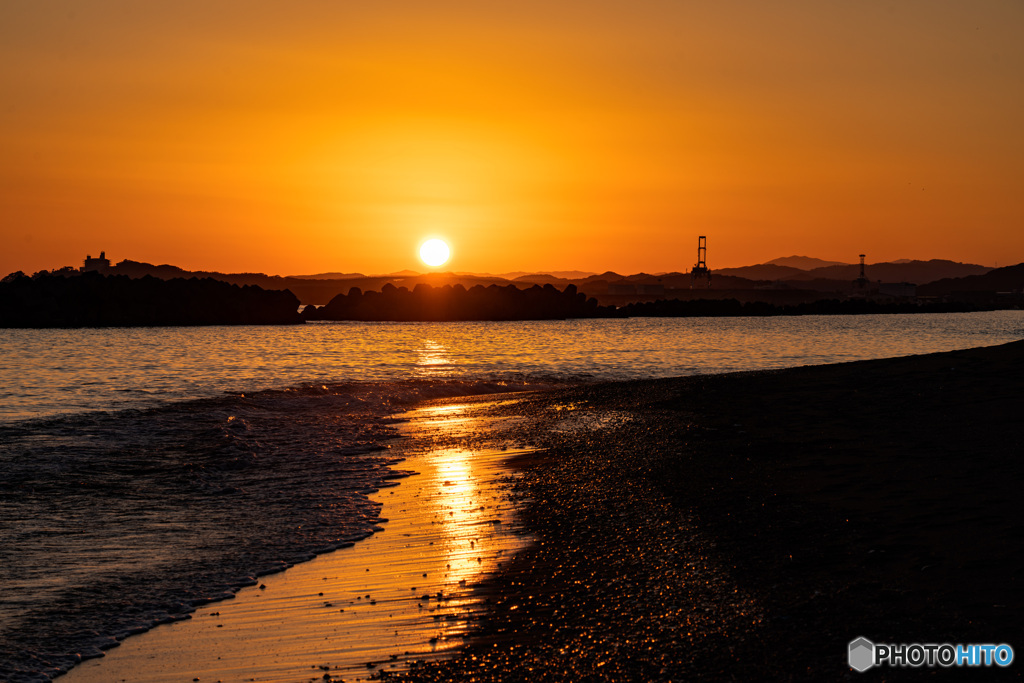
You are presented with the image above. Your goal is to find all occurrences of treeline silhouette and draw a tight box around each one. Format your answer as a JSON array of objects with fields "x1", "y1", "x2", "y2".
[
  {"x1": 303, "y1": 283, "x2": 604, "y2": 321},
  {"x1": 0, "y1": 272, "x2": 302, "y2": 327}
]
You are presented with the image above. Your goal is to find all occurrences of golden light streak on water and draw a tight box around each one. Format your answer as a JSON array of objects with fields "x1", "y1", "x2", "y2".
[
  {"x1": 65, "y1": 398, "x2": 535, "y2": 682},
  {"x1": 415, "y1": 339, "x2": 453, "y2": 376}
]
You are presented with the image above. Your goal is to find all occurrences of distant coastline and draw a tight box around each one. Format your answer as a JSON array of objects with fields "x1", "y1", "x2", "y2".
[
  {"x1": 8, "y1": 254, "x2": 1019, "y2": 308},
  {"x1": 3, "y1": 254, "x2": 1022, "y2": 327},
  {"x1": 0, "y1": 271, "x2": 997, "y2": 328}
]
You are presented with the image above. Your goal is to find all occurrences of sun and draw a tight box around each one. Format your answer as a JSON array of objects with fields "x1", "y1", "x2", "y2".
[{"x1": 419, "y1": 238, "x2": 451, "y2": 267}]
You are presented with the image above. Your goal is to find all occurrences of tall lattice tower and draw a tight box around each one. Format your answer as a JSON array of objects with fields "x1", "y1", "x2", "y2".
[
  {"x1": 853, "y1": 254, "x2": 870, "y2": 291},
  {"x1": 690, "y1": 235, "x2": 711, "y2": 288}
]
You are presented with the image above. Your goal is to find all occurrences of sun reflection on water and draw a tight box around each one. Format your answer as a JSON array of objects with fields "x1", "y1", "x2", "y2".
[
  {"x1": 415, "y1": 339, "x2": 453, "y2": 377},
  {"x1": 401, "y1": 401, "x2": 529, "y2": 600},
  {"x1": 431, "y1": 447, "x2": 492, "y2": 589},
  {"x1": 63, "y1": 397, "x2": 536, "y2": 682},
  {"x1": 395, "y1": 382, "x2": 529, "y2": 617}
]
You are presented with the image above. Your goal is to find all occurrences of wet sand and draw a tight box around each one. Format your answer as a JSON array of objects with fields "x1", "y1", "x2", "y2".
[{"x1": 64, "y1": 400, "x2": 536, "y2": 682}]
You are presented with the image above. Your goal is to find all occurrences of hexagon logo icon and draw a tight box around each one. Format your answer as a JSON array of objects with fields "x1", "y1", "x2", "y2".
[{"x1": 849, "y1": 637, "x2": 875, "y2": 672}]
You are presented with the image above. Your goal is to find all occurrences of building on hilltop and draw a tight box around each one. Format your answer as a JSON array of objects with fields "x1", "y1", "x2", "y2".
[{"x1": 81, "y1": 251, "x2": 110, "y2": 273}]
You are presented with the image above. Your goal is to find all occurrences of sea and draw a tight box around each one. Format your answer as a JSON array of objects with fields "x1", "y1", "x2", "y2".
[{"x1": 2, "y1": 312, "x2": 1022, "y2": 681}]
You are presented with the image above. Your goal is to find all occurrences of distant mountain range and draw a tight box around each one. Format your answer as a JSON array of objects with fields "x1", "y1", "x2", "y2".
[
  {"x1": 22, "y1": 254, "x2": 1019, "y2": 305},
  {"x1": 497, "y1": 270, "x2": 598, "y2": 280},
  {"x1": 716, "y1": 259, "x2": 990, "y2": 285},
  {"x1": 296, "y1": 258, "x2": 990, "y2": 288},
  {"x1": 764, "y1": 255, "x2": 849, "y2": 269},
  {"x1": 287, "y1": 271, "x2": 367, "y2": 280},
  {"x1": 918, "y1": 262, "x2": 1024, "y2": 296}
]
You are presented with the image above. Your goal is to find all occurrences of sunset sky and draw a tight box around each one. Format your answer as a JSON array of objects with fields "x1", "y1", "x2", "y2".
[{"x1": 2, "y1": 1, "x2": 1023, "y2": 277}]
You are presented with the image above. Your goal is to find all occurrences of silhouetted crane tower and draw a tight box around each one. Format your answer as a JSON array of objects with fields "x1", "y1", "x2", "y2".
[{"x1": 690, "y1": 235, "x2": 711, "y2": 288}]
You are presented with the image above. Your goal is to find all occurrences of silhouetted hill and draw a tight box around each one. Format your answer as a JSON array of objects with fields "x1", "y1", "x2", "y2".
[
  {"x1": 918, "y1": 263, "x2": 1024, "y2": 296},
  {"x1": 787, "y1": 259, "x2": 989, "y2": 284},
  {"x1": 764, "y1": 255, "x2": 849, "y2": 269},
  {"x1": 96, "y1": 261, "x2": 517, "y2": 305},
  {"x1": 717, "y1": 258, "x2": 989, "y2": 286},
  {"x1": 512, "y1": 274, "x2": 572, "y2": 286},
  {"x1": 621, "y1": 272, "x2": 662, "y2": 283},
  {"x1": 715, "y1": 264, "x2": 806, "y2": 280},
  {"x1": 110, "y1": 259, "x2": 318, "y2": 288},
  {"x1": 540, "y1": 270, "x2": 598, "y2": 280},
  {"x1": 110, "y1": 260, "x2": 195, "y2": 279},
  {"x1": 646, "y1": 272, "x2": 758, "y2": 290},
  {"x1": 0, "y1": 272, "x2": 302, "y2": 327},
  {"x1": 486, "y1": 270, "x2": 595, "y2": 280},
  {"x1": 581, "y1": 271, "x2": 625, "y2": 284},
  {"x1": 286, "y1": 271, "x2": 366, "y2": 280}
]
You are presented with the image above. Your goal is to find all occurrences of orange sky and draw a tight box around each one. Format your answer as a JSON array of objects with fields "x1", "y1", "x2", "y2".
[{"x1": 2, "y1": 1, "x2": 1023, "y2": 276}]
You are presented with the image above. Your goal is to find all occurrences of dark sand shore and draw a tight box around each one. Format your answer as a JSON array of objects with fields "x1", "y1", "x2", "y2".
[{"x1": 384, "y1": 340, "x2": 1024, "y2": 681}]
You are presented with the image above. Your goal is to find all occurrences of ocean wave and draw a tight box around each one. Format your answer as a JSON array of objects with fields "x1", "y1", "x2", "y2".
[{"x1": 0, "y1": 376, "x2": 561, "y2": 682}]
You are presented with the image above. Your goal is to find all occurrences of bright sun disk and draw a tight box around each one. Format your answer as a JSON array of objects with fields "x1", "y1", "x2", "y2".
[{"x1": 419, "y1": 239, "x2": 450, "y2": 267}]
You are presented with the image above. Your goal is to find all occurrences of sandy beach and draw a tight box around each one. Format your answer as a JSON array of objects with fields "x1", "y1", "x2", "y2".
[
  {"x1": 49, "y1": 339, "x2": 1024, "y2": 681},
  {"x1": 386, "y1": 339, "x2": 1024, "y2": 680}
]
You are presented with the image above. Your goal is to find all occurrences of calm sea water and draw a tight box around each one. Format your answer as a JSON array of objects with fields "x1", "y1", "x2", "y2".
[
  {"x1": 1, "y1": 312, "x2": 1022, "y2": 681},
  {"x1": 2, "y1": 312, "x2": 1023, "y2": 422}
]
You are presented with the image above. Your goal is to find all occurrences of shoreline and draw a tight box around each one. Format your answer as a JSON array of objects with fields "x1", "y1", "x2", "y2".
[
  {"x1": 12, "y1": 339, "x2": 1024, "y2": 681},
  {"x1": 384, "y1": 339, "x2": 1024, "y2": 680},
  {"x1": 63, "y1": 398, "x2": 538, "y2": 682}
]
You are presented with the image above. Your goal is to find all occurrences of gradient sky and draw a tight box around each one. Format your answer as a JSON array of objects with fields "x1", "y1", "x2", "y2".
[{"x1": 2, "y1": 1, "x2": 1023, "y2": 276}]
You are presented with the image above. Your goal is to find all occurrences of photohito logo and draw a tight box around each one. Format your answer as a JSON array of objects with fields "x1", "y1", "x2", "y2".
[{"x1": 849, "y1": 637, "x2": 1014, "y2": 671}]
